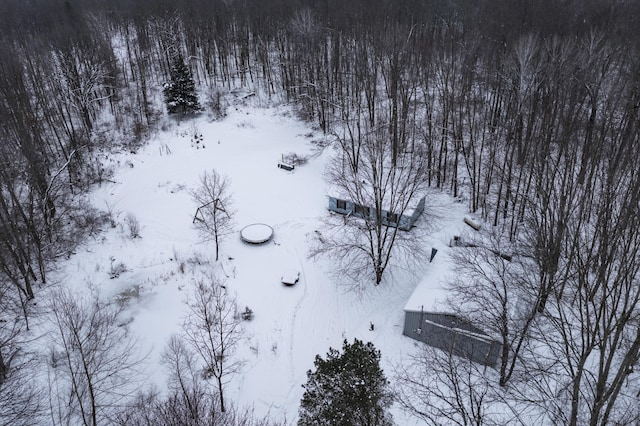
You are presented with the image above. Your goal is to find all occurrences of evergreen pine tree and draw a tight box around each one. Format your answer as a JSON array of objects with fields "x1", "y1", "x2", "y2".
[
  {"x1": 163, "y1": 54, "x2": 200, "y2": 115},
  {"x1": 298, "y1": 339, "x2": 393, "y2": 426}
]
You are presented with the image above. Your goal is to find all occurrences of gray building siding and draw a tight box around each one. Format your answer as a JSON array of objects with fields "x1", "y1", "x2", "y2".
[
  {"x1": 328, "y1": 196, "x2": 424, "y2": 231},
  {"x1": 403, "y1": 311, "x2": 502, "y2": 368},
  {"x1": 412, "y1": 197, "x2": 425, "y2": 220}
]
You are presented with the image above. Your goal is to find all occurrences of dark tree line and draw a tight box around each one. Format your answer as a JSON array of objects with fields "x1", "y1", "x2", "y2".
[{"x1": 1, "y1": 0, "x2": 640, "y2": 423}]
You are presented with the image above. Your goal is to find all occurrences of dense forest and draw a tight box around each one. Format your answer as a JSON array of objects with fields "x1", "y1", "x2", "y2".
[{"x1": 2, "y1": 0, "x2": 640, "y2": 424}]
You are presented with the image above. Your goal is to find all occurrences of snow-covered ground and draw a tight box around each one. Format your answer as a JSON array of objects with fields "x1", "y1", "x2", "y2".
[{"x1": 53, "y1": 102, "x2": 469, "y2": 423}]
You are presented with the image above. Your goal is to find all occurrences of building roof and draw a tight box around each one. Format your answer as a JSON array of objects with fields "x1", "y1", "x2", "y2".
[
  {"x1": 402, "y1": 191, "x2": 470, "y2": 312},
  {"x1": 403, "y1": 248, "x2": 455, "y2": 312}
]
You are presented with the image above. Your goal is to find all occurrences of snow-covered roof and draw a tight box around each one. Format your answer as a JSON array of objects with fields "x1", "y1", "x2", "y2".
[
  {"x1": 403, "y1": 248, "x2": 455, "y2": 312},
  {"x1": 402, "y1": 191, "x2": 470, "y2": 312}
]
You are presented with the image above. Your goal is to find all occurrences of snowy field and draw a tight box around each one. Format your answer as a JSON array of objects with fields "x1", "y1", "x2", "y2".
[{"x1": 53, "y1": 102, "x2": 468, "y2": 423}]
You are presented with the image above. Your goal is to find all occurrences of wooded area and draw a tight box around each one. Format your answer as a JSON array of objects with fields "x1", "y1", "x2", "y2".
[{"x1": 1, "y1": 0, "x2": 640, "y2": 424}]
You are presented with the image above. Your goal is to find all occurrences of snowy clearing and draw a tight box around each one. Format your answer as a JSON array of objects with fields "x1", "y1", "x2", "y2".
[{"x1": 53, "y1": 103, "x2": 467, "y2": 423}]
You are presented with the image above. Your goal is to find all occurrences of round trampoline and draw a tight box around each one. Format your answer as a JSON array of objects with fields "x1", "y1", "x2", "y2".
[{"x1": 240, "y1": 223, "x2": 274, "y2": 244}]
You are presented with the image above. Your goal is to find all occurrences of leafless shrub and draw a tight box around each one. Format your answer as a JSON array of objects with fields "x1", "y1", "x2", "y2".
[
  {"x1": 186, "y1": 251, "x2": 209, "y2": 267},
  {"x1": 205, "y1": 88, "x2": 228, "y2": 121},
  {"x1": 116, "y1": 284, "x2": 142, "y2": 307},
  {"x1": 124, "y1": 212, "x2": 141, "y2": 239},
  {"x1": 59, "y1": 198, "x2": 109, "y2": 247},
  {"x1": 309, "y1": 137, "x2": 332, "y2": 156},
  {"x1": 104, "y1": 201, "x2": 118, "y2": 228},
  {"x1": 84, "y1": 154, "x2": 115, "y2": 188},
  {"x1": 282, "y1": 152, "x2": 308, "y2": 166},
  {"x1": 109, "y1": 256, "x2": 128, "y2": 278}
]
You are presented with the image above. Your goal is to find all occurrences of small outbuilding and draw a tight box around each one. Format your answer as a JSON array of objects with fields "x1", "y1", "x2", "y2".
[
  {"x1": 402, "y1": 309, "x2": 502, "y2": 368},
  {"x1": 402, "y1": 247, "x2": 502, "y2": 368},
  {"x1": 327, "y1": 195, "x2": 425, "y2": 231}
]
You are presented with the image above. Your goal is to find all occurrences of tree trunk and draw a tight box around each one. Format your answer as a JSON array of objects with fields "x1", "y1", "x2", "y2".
[{"x1": 217, "y1": 375, "x2": 225, "y2": 412}]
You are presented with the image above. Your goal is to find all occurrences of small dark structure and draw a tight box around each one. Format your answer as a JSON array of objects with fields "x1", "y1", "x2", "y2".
[
  {"x1": 281, "y1": 270, "x2": 300, "y2": 286},
  {"x1": 403, "y1": 310, "x2": 502, "y2": 368},
  {"x1": 241, "y1": 307, "x2": 254, "y2": 320},
  {"x1": 449, "y1": 236, "x2": 513, "y2": 261},
  {"x1": 277, "y1": 162, "x2": 294, "y2": 171},
  {"x1": 464, "y1": 217, "x2": 481, "y2": 231},
  {"x1": 327, "y1": 195, "x2": 425, "y2": 231},
  {"x1": 277, "y1": 153, "x2": 299, "y2": 171}
]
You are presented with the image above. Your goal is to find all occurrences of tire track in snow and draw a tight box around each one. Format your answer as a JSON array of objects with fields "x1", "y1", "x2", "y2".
[{"x1": 285, "y1": 223, "x2": 312, "y2": 404}]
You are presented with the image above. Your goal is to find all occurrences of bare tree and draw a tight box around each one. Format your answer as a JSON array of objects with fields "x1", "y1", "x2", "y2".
[
  {"x1": 114, "y1": 336, "x2": 284, "y2": 426},
  {"x1": 394, "y1": 346, "x2": 500, "y2": 426},
  {"x1": 447, "y1": 232, "x2": 539, "y2": 387},
  {"x1": 47, "y1": 288, "x2": 146, "y2": 426},
  {"x1": 156, "y1": 336, "x2": 218, "y2": 425},
  {"x1": 191, "y1": 170, "x2": 234, "y2": 261},
  {"x1": 0, "y1": 359, "x2": 42, "y2": 426},
  {"x1": 529, "y1": 170, "x2": 640, "y2": 426},
  {"x1": 183, "y1": 275, "x2": 243, "y2": 413},
  {"x1": 314, "y1": 120, "x2": 428, "y2": 286},
  {"x1": 0, "y1": 289, "x2": 42, "y2": 426}
]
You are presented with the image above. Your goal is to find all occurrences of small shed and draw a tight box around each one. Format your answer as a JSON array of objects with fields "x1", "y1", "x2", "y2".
[
  {"x1": 402, "y1": 247, "x2": 502, "y2": 368},
  {"x1": 327, "y1": 195, "x2": 425, "y2": 231},
  {"x1": 402, "y1": 310, "x2": 502, "y2": 368}
]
